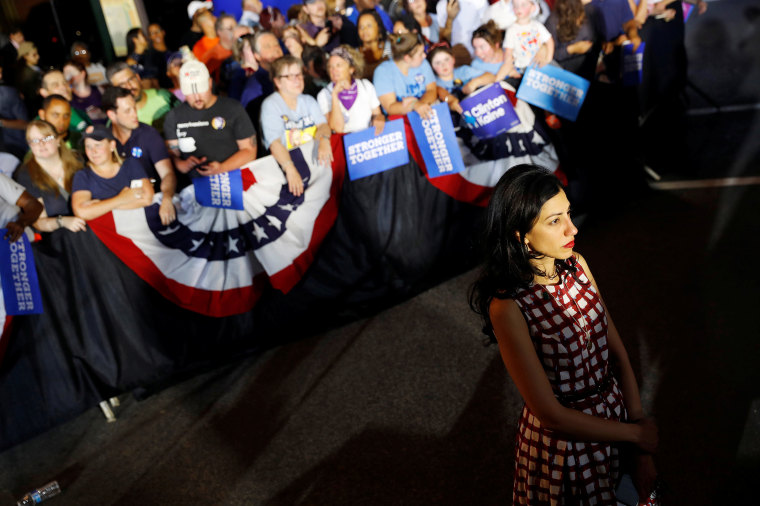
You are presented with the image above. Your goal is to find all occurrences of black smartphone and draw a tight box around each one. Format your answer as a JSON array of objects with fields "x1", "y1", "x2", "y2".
[{"x1": 190, "y1": 161, "x2": 207, "y2": 172}]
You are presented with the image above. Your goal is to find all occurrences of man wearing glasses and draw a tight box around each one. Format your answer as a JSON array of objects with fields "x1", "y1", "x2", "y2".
[
  {"x1": 106, "y1": 62, "x2": 176, "y2": 136},
  {"x1": 163, "y1": 60, "x2": 256, "y2": 178}
]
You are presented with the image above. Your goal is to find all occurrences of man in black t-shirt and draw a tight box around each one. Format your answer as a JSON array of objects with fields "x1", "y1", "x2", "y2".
[{"x1": 163, "y1": 60, "x2": 257, "y2": 178}]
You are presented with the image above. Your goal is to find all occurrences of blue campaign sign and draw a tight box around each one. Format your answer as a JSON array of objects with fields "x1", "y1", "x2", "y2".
[
  {"x1": 460, "y1": 83, "x2": 521, "y2": 139},
  {"x1": 343, "y1": 119, "x2": 409, "y2": 181},
  {"x1": 407, "y1": 102, "x2": 465, "y2": 179},
  {"x1": 516, "y1": 65, "x2": 590, "y2": 121},
  {"x1": 0, "y1": 231, "x2": 43, "y2": 315},
  {"x1": 622, "y1": 42, "x2": 645, "y2": 86},
  {"x1": 192, "y1": 169, "x2": 245, "y2": 210}
]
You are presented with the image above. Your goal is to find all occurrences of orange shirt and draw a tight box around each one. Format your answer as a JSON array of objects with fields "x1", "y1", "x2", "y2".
[
  {"x1": 192, "y1": 36, "x2": 219, "y2": 60},
  {"x1": 200, "y1": 43, "x2": 233, "y2": 78}
]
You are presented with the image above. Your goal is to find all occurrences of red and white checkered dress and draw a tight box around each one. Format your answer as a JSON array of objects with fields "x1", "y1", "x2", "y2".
[{"x1": 511, "y1": 256, "x2": 627, "y2": 505}]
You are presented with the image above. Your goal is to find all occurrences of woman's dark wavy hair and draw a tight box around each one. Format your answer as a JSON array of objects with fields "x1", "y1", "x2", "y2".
[
  {"x1": 555, "y1": 0, "x2": 585, "y2": 43},
  {"x1": 358, "y1": 8, "x2": 389, "y2": 45},
  {"x1": 469, "y1": 164, "x2": 573, "y2": 341}
]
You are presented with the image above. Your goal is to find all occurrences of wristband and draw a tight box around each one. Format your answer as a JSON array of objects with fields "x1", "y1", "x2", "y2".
[{"x1": 56, "y1": 215, "x2": 63, "y2": 229}]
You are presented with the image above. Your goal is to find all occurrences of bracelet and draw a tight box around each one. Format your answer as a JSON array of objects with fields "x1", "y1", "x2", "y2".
[{"x1": 56, "y1": 215, "x2": 63, "y2": 229}]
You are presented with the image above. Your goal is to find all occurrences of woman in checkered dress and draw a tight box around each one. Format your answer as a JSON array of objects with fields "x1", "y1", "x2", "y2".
[{"x1": 470, "y1": 165, "x2": 658, "y2": 504}]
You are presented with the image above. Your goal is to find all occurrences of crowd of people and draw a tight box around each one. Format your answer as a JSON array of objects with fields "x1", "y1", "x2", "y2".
[
  {"x1": 0, "y1": 0, "x2": 707, "y2": 501},
  {"x1": 1, "y1": 0, "x2": 708, "y2": 239}
]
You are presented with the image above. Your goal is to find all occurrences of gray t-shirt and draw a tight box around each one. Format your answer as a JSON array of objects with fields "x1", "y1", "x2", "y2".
[{"x1": 260, "y1": 92, "x2": 326, "y2": 150}]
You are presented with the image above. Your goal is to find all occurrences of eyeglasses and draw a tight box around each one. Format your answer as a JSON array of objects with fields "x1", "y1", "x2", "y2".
[
  {"x1": 74, "y1": 49, "x2": 88, "y2": 56},
  {"x1": 277, "y1": 73, "x2": 304, "y2": 80},
  {"x1": 113, "y1": 74, "x2": 139, "y2": 88},
  {"x1": 28, "y1": 135, "x2": 56, "y2": 145}
]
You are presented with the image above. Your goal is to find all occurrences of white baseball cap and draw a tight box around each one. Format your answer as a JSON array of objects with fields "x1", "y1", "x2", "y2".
[
  {"x1": 187, "y1": 1, "x2": 213, "y2": 20},
  {"x1": 179, "y1": 60, "x2": 210, "y2": 96}
]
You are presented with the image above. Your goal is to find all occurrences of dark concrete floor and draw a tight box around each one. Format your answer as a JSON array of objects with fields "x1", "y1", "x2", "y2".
[
  {"x1": 1, "y1": 1, "x2": 759, "y2": 505},
  {"x1": 1, "y1": 179, "x2": 758, "y2": 505}
]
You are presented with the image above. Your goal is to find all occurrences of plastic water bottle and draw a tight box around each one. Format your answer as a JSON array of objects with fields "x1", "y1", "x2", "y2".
[{"x1": 16, "y1": 481, "x2": 61, "y2": 505}]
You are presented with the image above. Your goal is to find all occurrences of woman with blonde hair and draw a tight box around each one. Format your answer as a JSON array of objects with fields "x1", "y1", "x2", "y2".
[
  {"x1": 71, "y1": 124, "x2": 154, "y2": 221},
  {"x1": 13, "y1": 119, "x2": 86, "y2": 232},
  {"x1": 317, "y1": 45, "x2": 384, "y2": 134}
]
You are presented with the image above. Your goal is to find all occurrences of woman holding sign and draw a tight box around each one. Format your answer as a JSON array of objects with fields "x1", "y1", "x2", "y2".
[
  {"x1": 372, "y1": 33, "x2": 437, "y2": 119},
  {"x1": 317, "y1": 45, "x2": 385, "y2": 134},
  {"x1": 469, "y1": 165, "x2": 658, "y2": 504},
  {"x1": 260, "y1": 55, "x2": 333, "y2": 197},
  {"x1": 427, "y1": 44, "x2": 495, "y2": 114},
  {"x1": 71, "y1": 125, "x2": 154, "y2": 221}
]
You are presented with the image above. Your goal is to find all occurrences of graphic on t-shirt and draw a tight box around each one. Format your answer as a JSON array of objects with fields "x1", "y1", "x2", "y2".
[
  {"x1": 178, "y1": 137, "x2": 197, "y2": 152},
  {"x1": 281, "y1": 114, "x2": 317, "y2": 150},
  {"x1": 211, "y1": 117, "x2": 226, "y2": 130},
  {"x1": 405, "y1": 73, "x2": 427, "y2": 99},
  {"x1": 131, "y1": 147, "x2": 143, "y2": 158}
]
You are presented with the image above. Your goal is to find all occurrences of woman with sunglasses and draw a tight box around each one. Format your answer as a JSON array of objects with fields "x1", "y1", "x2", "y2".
[
  {"x1": 71, "y1": 125, "x2": 154, "y2": 221},
  {"x1": 260, "y1": 55, "x2": 333, "y2": 197},
  {"x1": 13, "y1": 119, "x2": 86, "y2": 232},
  {"x1": 318, "y1": 45, "x2": 384, "y2": 134},
  {"x1": 372, "y1": 32, "x2": 436, "y2": 119}
]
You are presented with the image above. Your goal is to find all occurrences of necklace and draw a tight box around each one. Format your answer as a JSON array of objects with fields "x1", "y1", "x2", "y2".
[{"x1": 540, "y1": 277, "x2": 595, "y2": 353}]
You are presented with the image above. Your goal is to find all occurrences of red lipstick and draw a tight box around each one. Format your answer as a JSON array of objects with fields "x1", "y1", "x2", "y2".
[{"x1": 563, "y1": 240, "x2": 575, "y2": 249}]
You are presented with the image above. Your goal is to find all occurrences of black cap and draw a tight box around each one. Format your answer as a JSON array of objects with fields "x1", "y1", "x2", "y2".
[{"x1": 81, "y1": 124, "x2": 114, "y2": 142}]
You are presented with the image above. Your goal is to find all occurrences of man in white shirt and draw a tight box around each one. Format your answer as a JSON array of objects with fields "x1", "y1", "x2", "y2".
[{"x1": 436, "y1": 0, "x2": 489, "y2": 56}]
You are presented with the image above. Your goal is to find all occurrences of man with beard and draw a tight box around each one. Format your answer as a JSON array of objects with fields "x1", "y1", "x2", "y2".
[
  {"x1": 106, "y1": 62, "x2": 176, "y2": 135},
  {"x1": 102, "y1": 86, "x2": 176, "y2": 225},
  {"x1": 163, "y1": 60, "x2": 256, "y2": 178}
]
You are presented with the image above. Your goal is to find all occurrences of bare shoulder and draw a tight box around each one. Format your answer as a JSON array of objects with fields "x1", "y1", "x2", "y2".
[
  {"x1": 489, "y1": 297, "x2": 526, "y2": 335},
  {"x1": 573, "y1": 251, "x2": 600, "y2": 289}
]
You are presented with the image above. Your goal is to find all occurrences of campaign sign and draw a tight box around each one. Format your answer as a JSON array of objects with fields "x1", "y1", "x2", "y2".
[
  {"x1": 0, "y1": 231, "x2": 43, "y2": 315},
  {"x1": 460, "y1": 83, "x2": 520, "y2": 139},
  {"x1": 343, "y1": 119, "x2": 409, "y2": 181},
  {"x1": 622, "y1": 42, "x2": 646, "y2": 87},
  {"x1": 192, "y1": 169, "x2": 245, "y2": 210},
  {"x1": 408, "y1": 102, "x2": 465, "y2": 178},
  {"x1": 516, "y1": 65, "x2": 590, "y2": 121}
]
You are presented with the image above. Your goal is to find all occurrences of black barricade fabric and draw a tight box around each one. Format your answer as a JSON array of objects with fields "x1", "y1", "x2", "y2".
[{"x1": 0, "y1": 158, "x2": 483, "y2": 450}]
